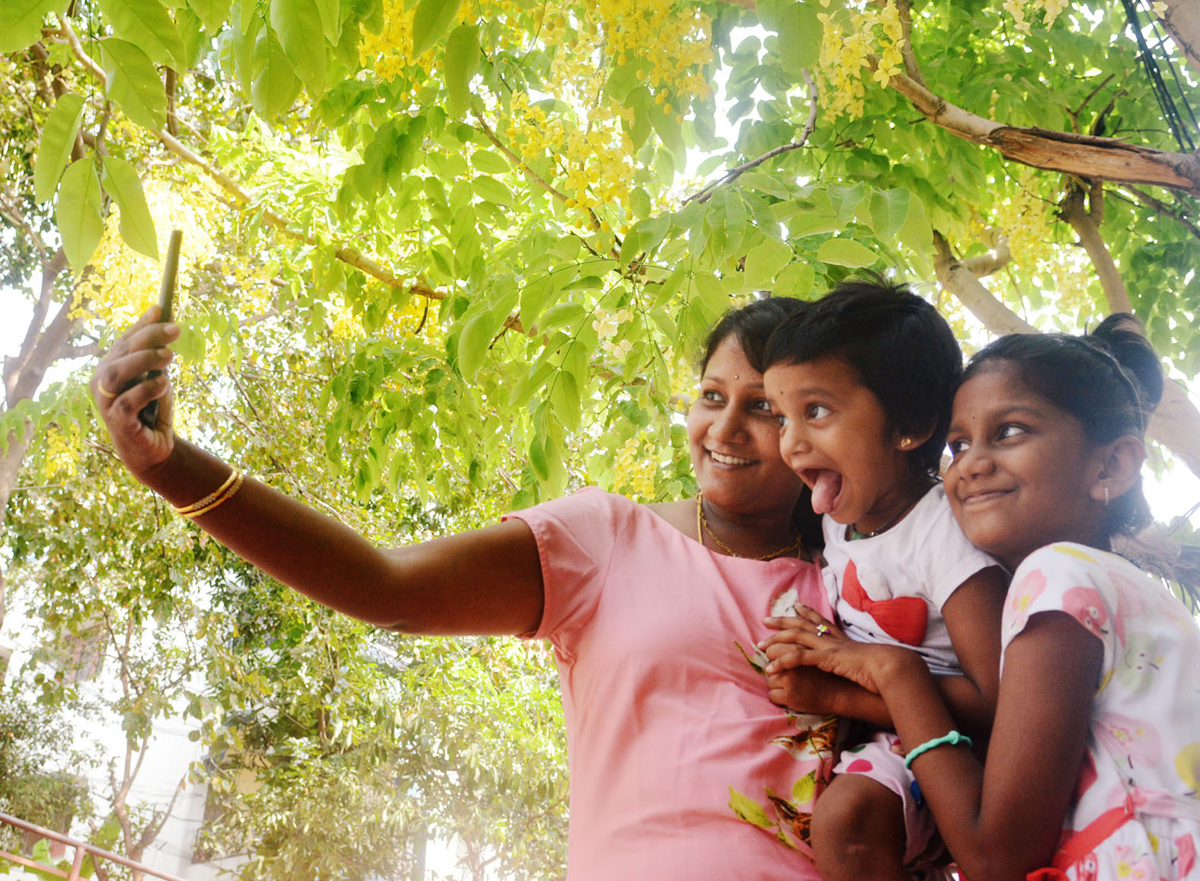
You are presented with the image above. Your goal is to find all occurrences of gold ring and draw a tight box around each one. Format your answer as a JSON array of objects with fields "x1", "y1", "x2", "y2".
[
  {"x1": 97, "y1": 380, "x2": 119, "y2": 399},
  {"x1": 815, "y1": 624, "x2": 830, "y2": 636}
]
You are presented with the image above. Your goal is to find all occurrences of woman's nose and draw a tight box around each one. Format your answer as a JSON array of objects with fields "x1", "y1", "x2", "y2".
[{"x1": 710, "y1": 408, "x2": 747, "y2": 443}]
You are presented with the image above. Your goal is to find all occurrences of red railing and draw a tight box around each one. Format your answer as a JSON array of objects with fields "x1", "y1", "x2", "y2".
[{"x1": 0, "y1": 811, "x2": 191, "y2": 881}]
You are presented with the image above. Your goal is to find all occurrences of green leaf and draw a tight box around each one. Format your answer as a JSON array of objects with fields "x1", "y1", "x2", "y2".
[
  {"x1": 270, "y1": 0, "x2": 326, "y2": 96},
  {"x1": 472, "y1": 149, "x2": 509, "y2": 174},
  {"x1": 314, "y1": 0, "x2": 339, "y2": 40},
  {"x1": 102, "y1": 38, "x2": 167, "y2": 130},
  {"x1": 509, "y1": 360, "x2": 555, "y2": 407},
  {"x1": 537, "y1": 301, "x2": 586, "y2": 332},
  {"x1": 792, "y1": 771, "x2": 816, "y2": 805},
  {"x1": 786, "y1": 209, "x2": 841, "y2": 239},
  {"x1": 692, "y1": 273, "x2": 729, "y2": 323},
  {"x1": 444, "y1": 24, "x2": 480, "y2": 118},
  {"x1": 0, "y1": 0, "x2": 68, "y2": 53},
  {"x1": 56, "y1": 158, "x2": 104, "y2": 271},
  {"x1": 744, "y1": 238, "x2": 793, "y2": 290},
  {"x1": 456, "y1": 311, "x2": 495, "y2": 378},
  {"x1": 33, "y1": 92, "x2": 84, "y2": 204},
  {"x1": 101, "y1": 155, "x2": 159, "y2": 258},
  {"x1": 519, "y1": 273, "x2": 559, "y2": 327},
  {"x1": 778, "y1": 1, "x2": 821, "y2": 75},
  {"x1": 252, "y1": 25, "x2": 299, "y2": 117},
  {"x1": 98, "y1": 0, "x2": 187, "y2": 69},
  {"x1": 825, "y1": 183, "x2": 864, "y2": 223},
  {"x1": 773, "y1": 261, "x2": 815, "y2": 299},
  {"x1": 817, "y1": 237, "x2": 879, "y2": 268},
  {"x1": 549, "y1": 370, "x2": 581, "y2": 431},
  {"x1": 473, "y1": 175, "x2": 512, "y2": 205},
  {"x1": 528, "y1": 435, "x2": 550, "y2": 481},
  {"x1": 186, "y1": 0, "x2": 233, "y2": 33},
  {"x1": 868, "y1": 187, "x2": 911, "y2": 243},
  {"x1": 728, "y1": 787, "x2": 774, "y2": 829},
  {"x1": 411, "y1": 0, "x2": 461, "y2": 56}
]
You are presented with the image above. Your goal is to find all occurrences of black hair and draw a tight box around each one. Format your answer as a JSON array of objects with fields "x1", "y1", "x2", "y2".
[
  {"x1": 762, "y1": 275, "x2": 963, "y2": 477},
  {"x1": 962, "y1": 314, "x2": 1164, "y2": 537},
  {"x1": 699, "y1": 295, "x2": 823, "y2": 551},
  {"x1": 701, "y1": 296, "x2": 810, "y2": 376}
]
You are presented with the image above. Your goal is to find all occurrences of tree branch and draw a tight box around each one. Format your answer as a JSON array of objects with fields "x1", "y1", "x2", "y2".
[
  {"x1": 685, "y1": 70, "x2": 819, "y2": 204},
  {"x1": 931, "y1": 231, "x2": 1030, "y2": 334},
  {"x1": 879, "y1": 59, "x2": 1200, "y2": 193},
  {"x1": 1058, "y1": 182, "x2": 1132, "y2": 314}
]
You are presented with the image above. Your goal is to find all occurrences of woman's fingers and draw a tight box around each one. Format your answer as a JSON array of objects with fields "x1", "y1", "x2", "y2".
[
  {"x1": 95, "y1": 346, "x2": 174, "y2": 404},
  {"x1": 92, "y1": 309, "x2": 180, "y2": 475}
]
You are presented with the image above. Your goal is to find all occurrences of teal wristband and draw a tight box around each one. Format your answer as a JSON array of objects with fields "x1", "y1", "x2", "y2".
[{"x1": 903, "y1": 730, "x2": 973, "y2": 770}]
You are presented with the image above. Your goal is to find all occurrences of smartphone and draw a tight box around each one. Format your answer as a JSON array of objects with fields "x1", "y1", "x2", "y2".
[{"x1": 139, "y1": 230, "x2": 183, "y2": 428}]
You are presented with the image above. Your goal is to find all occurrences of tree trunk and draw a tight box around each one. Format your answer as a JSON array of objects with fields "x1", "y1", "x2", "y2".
[{"x1": 0, "y1": 252, "x2": 79, "y2": 634}]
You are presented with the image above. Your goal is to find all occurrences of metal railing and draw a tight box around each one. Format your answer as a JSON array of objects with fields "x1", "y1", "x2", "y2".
[{"x1": 0, "y1": 811, "x2": 191, "y2": 881}]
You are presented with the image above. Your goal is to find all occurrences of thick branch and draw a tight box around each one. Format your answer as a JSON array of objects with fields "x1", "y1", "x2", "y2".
[
  {"x1": 932, "y1": 231, "x2": 1030, "y2": 334},
  {"x1": 883, "y1": 64, "x2": 1200, "y2": 194},
  {"x1": 1058, "y1": 183, "x2": 1132, "y2": 314}
]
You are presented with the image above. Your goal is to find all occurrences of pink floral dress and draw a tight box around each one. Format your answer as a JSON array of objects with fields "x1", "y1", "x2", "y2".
[{"x1": 1003, "y1": 543, "x2": 1200, "y2": 880}]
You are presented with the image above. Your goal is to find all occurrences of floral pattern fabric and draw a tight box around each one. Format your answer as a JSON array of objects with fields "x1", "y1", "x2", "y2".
[{"x1": 1002, "y1": 543, "x2": 1200, "y2": 880}]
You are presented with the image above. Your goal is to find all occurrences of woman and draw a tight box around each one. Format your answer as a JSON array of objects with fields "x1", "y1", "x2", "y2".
[{"x1": 92, "y1": 297, "x2": 835, "y2": 880}]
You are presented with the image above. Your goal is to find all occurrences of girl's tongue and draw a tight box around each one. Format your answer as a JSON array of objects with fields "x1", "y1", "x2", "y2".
[{"x1": 808, "y1": 470, "x2": 843, "y2": 515}]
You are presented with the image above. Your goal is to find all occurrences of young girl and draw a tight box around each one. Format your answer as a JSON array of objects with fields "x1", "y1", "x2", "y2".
[
  {"x1": 764, "y1": 317, "x2": 1200, "y2": 880},
  {"x1": 760, "y1": 279, "x2": 1009, "y2": 881}
]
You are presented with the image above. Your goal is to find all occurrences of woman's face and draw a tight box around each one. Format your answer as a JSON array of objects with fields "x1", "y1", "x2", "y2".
[{"x1": 687, "y1": 337, "x2": 806, "y2": 517}]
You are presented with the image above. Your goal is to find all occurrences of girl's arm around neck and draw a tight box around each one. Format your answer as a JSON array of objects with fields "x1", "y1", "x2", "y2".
[
  {"x1": 877, "y1": 611, "x2": 1103, "y2": 881},
  {"x1": 145, "y1": 440, "x2": 547, "y2": 636},
  {"x1": 935, "y1": 565, "x2": 1009, "y2": 739}
]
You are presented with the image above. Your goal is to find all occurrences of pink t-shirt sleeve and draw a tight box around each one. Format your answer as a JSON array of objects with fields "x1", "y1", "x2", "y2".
[{"x1": 503, "y1": 487, "x2": 618, "y2": 655}]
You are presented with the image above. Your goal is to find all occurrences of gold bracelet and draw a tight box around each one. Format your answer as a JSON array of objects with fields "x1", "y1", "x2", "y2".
[
  {"x1": 174, "y1": 468, "x2": 243, "y2": 516},
  {"x1": 179, "y1": 470, "x2": 244, "y2": 519}
]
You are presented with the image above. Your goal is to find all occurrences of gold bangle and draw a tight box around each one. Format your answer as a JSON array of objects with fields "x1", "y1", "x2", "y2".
[
  {"x1": 179, "y1": 470, "x2": 244, "y2": 519},
  {"x1": 175, "y1": 468, "x2": 242, "y2": 516}
]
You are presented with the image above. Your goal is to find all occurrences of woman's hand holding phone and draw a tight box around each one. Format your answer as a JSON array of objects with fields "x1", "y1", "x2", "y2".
[{"x1": 91, "y1": 231, "x2": 182, "y2": 479}]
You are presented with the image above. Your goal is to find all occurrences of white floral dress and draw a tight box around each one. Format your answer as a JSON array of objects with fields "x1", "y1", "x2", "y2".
[{"x1": 1003, "y1": 543, "x2": 1200, "y2": 880}]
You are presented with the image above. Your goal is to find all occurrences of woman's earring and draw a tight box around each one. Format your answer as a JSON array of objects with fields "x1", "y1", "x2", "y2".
[
  {"x1": 1104, "y1": 486, "x2": 1110, "y2": 506},
  {"x1": 900, "y1": 438, "x2": 912, "y2": 449}
]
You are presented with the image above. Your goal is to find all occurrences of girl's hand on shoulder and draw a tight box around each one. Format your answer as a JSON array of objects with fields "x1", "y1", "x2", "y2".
[{"x1": 92, "y1": 307, "x2": 179, "y2": 478}]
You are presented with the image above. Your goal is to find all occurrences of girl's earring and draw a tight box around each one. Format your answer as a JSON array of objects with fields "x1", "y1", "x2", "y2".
[
  {"x1": 1104, "y1": 486, "x2": 1110, "y2": 506},
  {"x1": 900, "y1": 438, "x2": 912, "y2": 449}
]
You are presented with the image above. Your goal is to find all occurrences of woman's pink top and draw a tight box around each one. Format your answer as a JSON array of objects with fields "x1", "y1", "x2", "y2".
[{"x1": 506, "y1": 488, "x2": 833, "y2": 880}]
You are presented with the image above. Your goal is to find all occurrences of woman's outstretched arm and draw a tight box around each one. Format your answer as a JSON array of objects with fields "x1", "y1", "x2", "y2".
[{"x1": 92, "y1": 308, "x2": 546, "y2": 637}]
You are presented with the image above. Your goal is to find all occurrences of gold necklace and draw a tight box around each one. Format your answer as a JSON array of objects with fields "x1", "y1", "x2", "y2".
[{"x1": 696, "y1": 493, "x2": 803, "y2": 561}]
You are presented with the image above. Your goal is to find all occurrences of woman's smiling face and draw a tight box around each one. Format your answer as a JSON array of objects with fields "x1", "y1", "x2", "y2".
[
  {"x1": 944, "y1": 362, "x2": 1107, "y2": 570},
  {"x1": 687, "y1": 337, "x2": 805, "y2": 517}
]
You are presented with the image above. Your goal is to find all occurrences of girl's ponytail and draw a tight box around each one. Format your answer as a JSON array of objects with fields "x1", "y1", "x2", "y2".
[{"x1": 1088, "y1": 314, "x2": 1163, "y2": 425}]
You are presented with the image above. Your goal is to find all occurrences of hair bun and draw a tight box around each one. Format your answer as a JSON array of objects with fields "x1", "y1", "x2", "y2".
[{"x1": 1089, "y1": 313, "x2": 1164, "y2": 413}]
